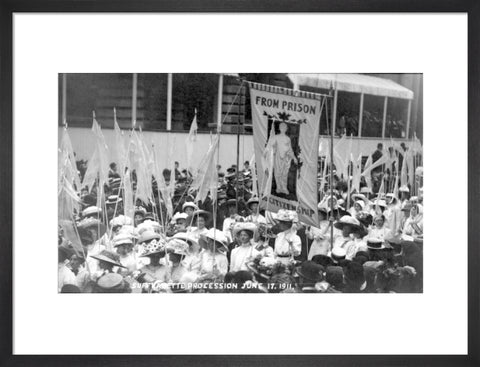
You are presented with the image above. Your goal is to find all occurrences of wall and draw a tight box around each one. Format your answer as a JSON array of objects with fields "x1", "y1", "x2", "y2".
[{"x1": 62, "y1": 127, "x2": 414, "y2": 171}]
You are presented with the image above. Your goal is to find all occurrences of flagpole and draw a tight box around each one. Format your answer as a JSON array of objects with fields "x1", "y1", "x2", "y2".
[{"x1": 328, "y1": 90, "x2": 335, "y2": 247}]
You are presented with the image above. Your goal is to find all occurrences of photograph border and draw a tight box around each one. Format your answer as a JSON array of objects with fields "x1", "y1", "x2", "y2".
[{"x1": 1, "y1": 1, "x2": 478, "y2": 366}]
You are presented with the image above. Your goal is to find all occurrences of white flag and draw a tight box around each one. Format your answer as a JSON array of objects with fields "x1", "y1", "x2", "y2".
[{"x1": 185, "y1": 110, "x2": 198, "y2": 173}]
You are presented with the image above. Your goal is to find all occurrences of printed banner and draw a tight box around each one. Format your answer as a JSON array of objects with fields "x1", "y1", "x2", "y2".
[{"x1": 249, "y1": 83, "x2": 323, "y2": 226}]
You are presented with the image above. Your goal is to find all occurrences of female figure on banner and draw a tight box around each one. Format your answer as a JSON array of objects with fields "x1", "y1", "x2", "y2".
[{"x1": 265, "y1": 122, "x2": 297, "y2": 195}]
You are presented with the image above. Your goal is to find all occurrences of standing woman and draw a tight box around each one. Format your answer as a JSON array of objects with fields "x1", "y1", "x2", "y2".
[
  {"x1": 307, "y1": 206, "x2": 332, "y2": 259},
  {"x1": 230, "y1": 222, "x2": 260, "y2": 272},
  {"x1": 187, "y1": 210, "x2": 211, "y2": 242},
  {"x1": 245, "y1": 197, "x2": 266, "y2": 224},
  {"x1": 198, "y1": 228, "x2": 229, "y2": 279},
  {"x1": 401, "y1": 204, "x2": 423, "y2": 240}
]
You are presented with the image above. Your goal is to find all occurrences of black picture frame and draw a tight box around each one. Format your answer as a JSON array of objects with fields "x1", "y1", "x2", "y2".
[{"x1": 1, "y1": 1, "x2": 478, "y2": 366}]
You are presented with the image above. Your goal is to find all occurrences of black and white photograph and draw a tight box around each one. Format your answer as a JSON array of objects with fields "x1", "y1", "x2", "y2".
[{"x1": 58, "y1": 73, "x2": 423, "y2": 294}]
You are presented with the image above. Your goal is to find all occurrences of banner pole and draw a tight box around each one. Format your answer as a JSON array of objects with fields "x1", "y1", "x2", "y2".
[{"x1": 329, "y1": 89, "x2": 335, "y2": 248}]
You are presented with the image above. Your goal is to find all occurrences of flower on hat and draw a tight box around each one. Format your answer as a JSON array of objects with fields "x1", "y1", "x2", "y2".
[
  {"x1": 141, "y1": 238, "x2": 167, "y2": 257},
  {"x1": 167, "y1": 238, "x2": 189, "y2": 255},
  {"x1": 276, "y1": 209, "x2": 298, "y2": 222},
  {"x1": 110, "y1": 215, "x2": 133, "y2": 228}
]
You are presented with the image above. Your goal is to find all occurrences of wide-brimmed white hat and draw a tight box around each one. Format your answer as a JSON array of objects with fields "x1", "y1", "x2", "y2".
[
  {"x1": 232, "y1": 222, "x2": 257, "y2": 238},
  {"x1": 372, "y1": 199, "x2": 387, "y2": 209},
  {"x1": 172, "y1": 232, "x2": 198, "y2": 247},
  {"x1": 334, "y1": 216, "x2": 362, "y2": 231},
  {"x1": 201, "y1": 228, "x2": 229, "y2": 249},
  {"x1": 353, "y1": 200, "x2": 365, "y2": 209}
]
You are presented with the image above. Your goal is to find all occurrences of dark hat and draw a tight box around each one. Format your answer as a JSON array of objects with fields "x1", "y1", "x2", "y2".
[
  {"x1": 226, "y1": 199, "x2": 237, "y2": 207},
  {"x1": 296, "y1": 261, "x2": 324, "y2": 282},
  {"x1": 311, "y1": 254, "x2": 334, "y2": 268},
  {"x1": 246, "y1": 196, "x2": 260, "y2": 208},
  {"x1": 356, "y1": 212, "x2": 373, "y2": 227},
  {"x1": 334, "y1": 216, "x2": 363, "y2": 233},
  {"x1": 344, "y1": 261, "x2": 365, "y2": 285},
  {"x1": 325, "y1": 266, "x2": 344, "y2": 288},
  {"x1": 144, "y1": 212, "x2": 155, "y2": 221},
  {"x1": 186, "y1": 209, "x2": 213, "y2": 226},
  {"x1": 61, "y1": 284, "x2": 81, "y2": 293}
]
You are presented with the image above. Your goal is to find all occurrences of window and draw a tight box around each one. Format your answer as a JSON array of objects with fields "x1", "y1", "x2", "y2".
[
  {"x1": 336, "y1": 91, "x2": 361, "y2": 137},
  {"x1": 361, "y1": 94, "x2": 384, "y2": 137},
  {"x1": 171, "y1": 73, "x2": 218, "y2": 131},
  {"x1": 60, "y1": 73, "x2": 134, "y2": 129},
  {"x1": 385, "y1": 97, "x2": 409, "y2": 138},
  {"x1": 140, "y1": 73, "x2": 168, "y2": 131}
]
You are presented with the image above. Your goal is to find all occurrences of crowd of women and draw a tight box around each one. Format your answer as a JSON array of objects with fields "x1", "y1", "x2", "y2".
[{"x1": 58, "y1": 160, "x2": 423, "y2": 294}]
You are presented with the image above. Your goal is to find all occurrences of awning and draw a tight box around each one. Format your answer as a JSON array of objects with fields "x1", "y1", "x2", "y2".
[{"x1": 287, "y1": 73, "x2": 414, "y2": 100}]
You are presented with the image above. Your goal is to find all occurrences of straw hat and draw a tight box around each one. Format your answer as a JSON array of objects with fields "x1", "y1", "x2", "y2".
[
  {"x1": 351, "y1": 193, "x2": 368, "y2": 204},
  {"x1": 96, "y1": 273, "x2": 125, "y2": 291},
  {"x1": 172, "y1": 212, "x2": 189, "y2": 222},
  {"x1": 137, "y1": 230, "x2": 161, "y2": 244},
  {"x1": 105, "y1": 195, "x2": 122, "y2": 206},
  {"x1": 90, "y1": 250, "x2": 126, "y2": 268},
  {"x1": 366, "y1": 238, "x2": 386, "y2": 250},
  {"x1": 109, "y1": 215, "x2": 133, "y2": 228},
  {"x1": 182, "y1": 202, "x2": 198, "y2": 211},
  {"x1": 166, "y1": 238, "x2": 189, "y2": 255},
  {"x1": 331, "y1": 247, "x2": 347, "y2": 262},
  {"x1": 399, "y1": 185, "x2": 410, "y2": 193},
  {"x1": 275, "y1": 209, "x2": 298, "y2": 223},
  {"x1": 82, "y1": 206, "x2": 102, "y2": 218},
  {"x1": 112, "y1": 233, "x2": 133, "y2": 247}
]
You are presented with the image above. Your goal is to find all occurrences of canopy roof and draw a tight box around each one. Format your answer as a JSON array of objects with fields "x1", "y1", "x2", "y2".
[{"x1": 287, "y1": 73, "x2": 414, "y2": 100}]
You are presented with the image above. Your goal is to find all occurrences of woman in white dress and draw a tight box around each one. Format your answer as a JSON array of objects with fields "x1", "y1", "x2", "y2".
[
  {"x1": 307, "y1": 208, "x2": 332, "y2": 259},
  {"x1": 401, "y1": 204, "x2": 423, "y2": 240},
  {"x1": 265, "y1": 122, "x2": 297, "y2": 195},
  {"x1": 198, "y1": 228, "x2": 229, "y2": 279},
  {"x1": 230, "y1": 222, "x2": 260, "y2": 272}
]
